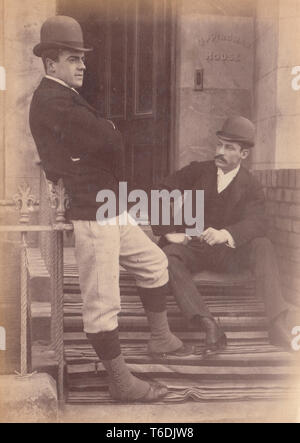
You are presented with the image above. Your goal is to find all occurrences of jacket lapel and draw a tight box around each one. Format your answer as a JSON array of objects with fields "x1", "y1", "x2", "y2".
[
  {"x1": 222, "y1": 166, "x2": 248, "y2": 222},
  {"x1": 200, "y1": 162, "x2": 218, "y2": 199}
]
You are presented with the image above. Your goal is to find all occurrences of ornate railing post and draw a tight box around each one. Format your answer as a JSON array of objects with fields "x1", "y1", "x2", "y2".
[
  {"x1": 49, "y1": 178, "x2": 70, "y2": 401},
  {"x1": 47, "y1": 179, "x2": 60, "y2": 348},
  {"x1": 13, "y1": 183, "x2": 36, "y2": 376}
]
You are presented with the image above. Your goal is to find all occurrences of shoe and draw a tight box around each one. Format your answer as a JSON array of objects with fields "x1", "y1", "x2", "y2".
[
  {"x1": 149, "y1": 343, "x2": 195, "y2": 359},
  {"x1": 138, "y1": 384, "x2": 169, "y2": 402},
  {"x1": 200, "y1": 317, "x2": 227, "y2": 358},
  {"x1": 202, "y1": 332, "x2": 227, "y2": 358},
  {"x1": 109, "y1": 381, "x2": 169, "y2": 403}
]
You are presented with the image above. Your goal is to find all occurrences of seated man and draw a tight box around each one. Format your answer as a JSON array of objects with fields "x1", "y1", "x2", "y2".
[
  {"x1": 29, "y1": 16, "x2": 192, "y2": 403},
  {"x1": 153, "y1": 116, "x2": 299, "y2": 354}
]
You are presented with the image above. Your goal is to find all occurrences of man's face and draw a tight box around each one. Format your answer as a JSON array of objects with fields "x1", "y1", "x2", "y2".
[
  {"x1": 214, "y1": 137, "x2": 249, "y2": 173},
  {"x1": 49, "y1": 49, "x2": 86, "y2": 88}
]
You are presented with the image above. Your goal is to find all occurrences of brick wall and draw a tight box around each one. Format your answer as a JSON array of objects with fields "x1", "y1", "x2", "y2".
[{"x1": 253, "y1": 169, "x2": 300, "y2": 308}]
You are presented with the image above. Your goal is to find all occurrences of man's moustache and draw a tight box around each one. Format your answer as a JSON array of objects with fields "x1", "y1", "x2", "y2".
[{"x1": 214, "y1": 155, "x2": 227, "y2": 163}]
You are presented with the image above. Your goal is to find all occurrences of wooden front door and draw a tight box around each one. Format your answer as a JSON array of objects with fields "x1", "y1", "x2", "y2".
[{"x1": 58, "y1": 0, "x2": 173, "y2": 192}]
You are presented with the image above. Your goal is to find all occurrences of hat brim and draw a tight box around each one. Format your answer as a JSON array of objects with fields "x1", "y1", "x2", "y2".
[
  {"x1": 216, "y1": 131, "x2": 254, "y2": 148},
  {"x1": 33, "y1": 41, "x2": 93, "y2": 57}
]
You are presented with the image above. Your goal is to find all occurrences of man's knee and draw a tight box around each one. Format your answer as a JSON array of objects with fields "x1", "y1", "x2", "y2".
[
  {"x1": 163, "y1": 243, "x2": 185, "y2": 261},
  {"x1": 163, "y1": 243, "x2": 184, "y2": 257},
  {"x1": 136, "y1": 246, "x2": 169, "y2": 288}
]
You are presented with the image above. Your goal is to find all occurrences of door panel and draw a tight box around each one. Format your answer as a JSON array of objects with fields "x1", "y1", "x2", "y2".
[
  {"x1": 133, "y1": 0, "x2": 155, "y2": 117},
  {"x1": 58, "y1": 0, "x2": 172, "y2": 192}
]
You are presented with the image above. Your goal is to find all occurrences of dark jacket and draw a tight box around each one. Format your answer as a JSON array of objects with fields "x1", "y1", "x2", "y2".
[
  {"x1": 152, "y1": 160, "x2": 267, "y2": 248},
  {"x1": 29, "y1": 78, "x2": 125, "y2": 220}
]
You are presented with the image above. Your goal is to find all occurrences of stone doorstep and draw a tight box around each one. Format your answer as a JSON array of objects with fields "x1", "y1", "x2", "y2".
[{"x1": 0, "y1": 373, "x2": 58, "y2": 423}]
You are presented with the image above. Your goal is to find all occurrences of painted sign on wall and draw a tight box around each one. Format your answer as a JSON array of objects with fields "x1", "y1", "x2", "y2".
[{"x1": 180, "y1": 15, "x2": 254, "y2": 90}]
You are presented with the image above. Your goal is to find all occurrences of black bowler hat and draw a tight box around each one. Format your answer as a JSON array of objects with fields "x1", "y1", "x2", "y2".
[
  {"x1": 216, "y1": 116, "x2": 255, "y2": 148},
  {"x1": 33, "y1": 16, "x2": 93, "y2": 57}
]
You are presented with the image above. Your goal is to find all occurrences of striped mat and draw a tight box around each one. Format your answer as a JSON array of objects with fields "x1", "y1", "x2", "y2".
[{"x1": 61, "y1": 249, "x2": 300, "y2": 404}]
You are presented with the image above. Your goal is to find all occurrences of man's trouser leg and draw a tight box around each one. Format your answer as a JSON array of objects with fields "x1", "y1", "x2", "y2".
[
  {"x1": 165, "y1": 237, "x2": 299, "y2": 347},
  {"x1": 118, "y1": 216, "x2": 183, "y2": 354},
  {"x1": 73, "y1": 220, "x2": 121, "y2": 334},
  {"x1": 237, "y1": 237, "x2": 300, "y2": 346},
  {"x1": 72, "y1": 219, "x2": 168, "y2": 401},
  {"x1": 245, "y1": 237, "x2": 288, "y2": 322},
  {"x1": 163, "y1": 241, "x2": 235, "y2": 323},
  {"x1": 164, "y1": 238, "x2": 291, "y2": 323}
]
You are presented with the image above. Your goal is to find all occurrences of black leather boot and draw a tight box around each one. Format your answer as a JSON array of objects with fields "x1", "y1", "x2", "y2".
[{"x1": 199, "y1": 316, "x2": 227, "y2": 357}]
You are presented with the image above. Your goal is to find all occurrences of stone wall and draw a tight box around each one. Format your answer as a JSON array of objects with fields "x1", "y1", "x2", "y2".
[
  {"x1": 253, "y1": 0, "x2": 300, "y2": 169},
  {"x1": 0, "y1": 0, "x2": 56, "y2": 374},
  {"x1": 175, "y1": 1, "x2": 254, "y2": 169},
  {"x1": 1, "y1": 0, "x2": 56, "y2": 207},
  {"x1": 253, "y1": 169, "x2": 300, "y2": 307},
  {"x1": 0, "y1": 0, "x2": 56, "y2": 233},
  {"x1": 253, "y1": 0, "x2": 300, "y2": 309}
]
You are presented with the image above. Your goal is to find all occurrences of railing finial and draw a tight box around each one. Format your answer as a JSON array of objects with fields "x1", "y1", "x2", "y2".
[
  {"x1": 13, "y1": 183, "x2": 36, "y2": 224},
  {"x1": 50, "y1": 178, "x2": 70, "y2": 223}
]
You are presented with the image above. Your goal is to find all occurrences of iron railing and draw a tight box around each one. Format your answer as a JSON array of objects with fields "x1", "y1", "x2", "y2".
[{"x1": 0, "y1": 170, "x2": 73, "y2": 402}]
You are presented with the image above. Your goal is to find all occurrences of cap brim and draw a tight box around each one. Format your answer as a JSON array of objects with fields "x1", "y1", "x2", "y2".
[
  {"x1": 216, "y1": 131, "x2": 254, "y2": 147},
  {"x1": 33, "y1": 42, "x2": 93, "y2": 57}
]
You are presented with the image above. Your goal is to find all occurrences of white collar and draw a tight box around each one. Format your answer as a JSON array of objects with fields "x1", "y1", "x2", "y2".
[
  {"x1": 217, "y1": 164, "x2": 240, "y2": 179},
  {"x1": 45, "y1": 75, "x2": 79, "y2": 94}
]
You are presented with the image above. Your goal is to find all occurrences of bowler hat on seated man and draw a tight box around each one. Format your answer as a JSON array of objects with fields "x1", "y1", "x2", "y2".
[
  {"x1": 33, "y1": 15, "x2": 93, "y2": 57},
  {"x1": 216, "y1": 116, "x2": 255, "y2": 148}
]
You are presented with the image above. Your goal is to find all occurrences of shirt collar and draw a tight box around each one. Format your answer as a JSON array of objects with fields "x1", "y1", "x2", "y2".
[
  {"x1": 45, "y1": 75, "x2": 79, "y2": 94},
  {"x1": 217, "y1": 164, "x2": 240, "y2": 179}
]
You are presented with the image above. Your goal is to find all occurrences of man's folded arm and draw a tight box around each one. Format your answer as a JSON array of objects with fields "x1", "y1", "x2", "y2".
[{"x1": 45, "y1": 96, "x2": 123, "y2": 158}]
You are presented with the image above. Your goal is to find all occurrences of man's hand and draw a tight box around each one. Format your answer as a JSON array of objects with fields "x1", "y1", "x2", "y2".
[{"x1": 199, "y1": 228, "x2": 229, "y2": 246}]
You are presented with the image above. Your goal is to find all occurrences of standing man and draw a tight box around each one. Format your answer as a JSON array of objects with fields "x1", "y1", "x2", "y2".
[
  {"x1": 29, "y1": 16, "x2": 192, "y2": 403},
  {"x1": 153, "y1": 116, "x2": 299, "y2": 354}
]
